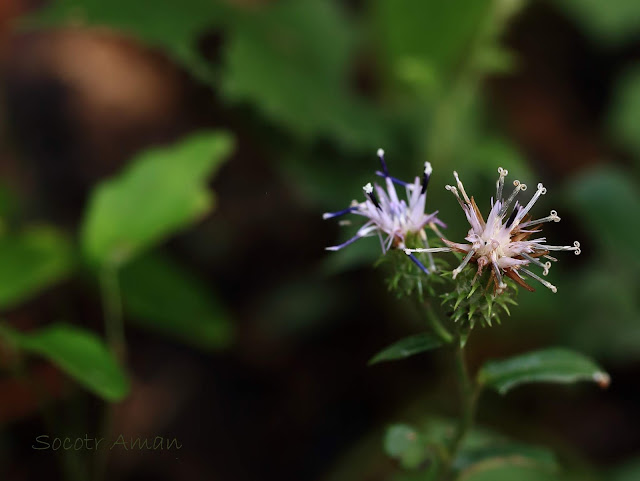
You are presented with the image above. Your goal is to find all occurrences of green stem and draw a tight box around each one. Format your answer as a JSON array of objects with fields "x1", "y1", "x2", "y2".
[
  {"x1": 95, "y1": 264, "x2": 125, "y2": 481},
  {"x1": 424, "y1": 303, "x2": 454, "y2": 344},
  {"x1": 100, "y1": 265, "x2": 125, "y2": 361},
  {"x1": 443, "y1": 333, "x2": 480, "y2": 478}
]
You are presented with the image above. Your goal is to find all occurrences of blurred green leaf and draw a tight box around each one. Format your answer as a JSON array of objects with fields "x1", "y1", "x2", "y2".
[
  {"x1": 455, "y1": 441, "x2": 557, "y2": 473},
  {"x1": 369, "y1": 332, "x2": 446, "y2": 365},
  {"x1": 608, "y1": 458, "x2": 640, "y2": 481},
  {"x1": 0, "y1": 323, "x2": 129, "y2": 401},
  {"x1": 478, "y1": 348, "x2": 610, "y2": 395},
  {"x1": 457, "y1": 457, "x2": 562, "y2": 481},
  {"x1": 608, "y1": 66, "x2": 640, "y2": 157},
  {"x1": 222, "y1": 0, "x2": 386, "y2": 149},
  {"x1": 81, "y1": 131, "x2": 234, "y2": 267},
  {"x1": 119, "y1": 252, "x2": 232, "y2": 350},
  {"x1": 0, "y1": 226, "x2": 73, "y2": 309},
  {"x1": 558, "y1": 0, "x2": 640, "y2": 45},
  {"x1": 374, "y1": 0, "x2": 492, "y2": 82},
  {"x1": 23, "y1": 0, "x2": 233, "y2": 82},
  {"x1": 565, "y1": 167, "x2": 640, "y2": 264},
  {"x1": 384, "y1": 424, "x2": 432, "y2": 470}
]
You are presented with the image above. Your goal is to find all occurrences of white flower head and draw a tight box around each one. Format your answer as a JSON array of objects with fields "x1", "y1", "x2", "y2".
[
  {"x1": 405, "y1": 167, "x2": 581, "y2": 294},
  {"x1": 324, "y1": 149, "x2": 444, "y2": 274}
]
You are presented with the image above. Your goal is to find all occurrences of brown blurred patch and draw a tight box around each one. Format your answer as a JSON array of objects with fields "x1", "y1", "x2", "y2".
[
  {"x1": 488, "y1": 4, "x2": 607, "y2": 177},
  {"x1": 10, "y1": 28, "x2": 184, "y2": 171},
  {"x1": 0, "y1": 363, "x2": 67, "y2": 424}
]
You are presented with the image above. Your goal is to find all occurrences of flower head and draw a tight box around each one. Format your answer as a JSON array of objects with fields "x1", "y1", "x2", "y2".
[
  {"x1": 405, "y1": 167, "x2": 581, "y2": 294},
  {"x1": 324, "y1": 149, "x2": 444, "y2": 274}
]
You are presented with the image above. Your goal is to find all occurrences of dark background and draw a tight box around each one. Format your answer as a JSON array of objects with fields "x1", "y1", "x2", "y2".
[{"x1": 0, "y1": 1, "x2": 639, "y2": 480}]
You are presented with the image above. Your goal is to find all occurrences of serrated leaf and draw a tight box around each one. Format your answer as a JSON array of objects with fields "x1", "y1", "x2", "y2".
[
  {"x1": 119, "y1": 252, "x2": 232, "y2": 350},
  {"x1": 369, "y1": 332, "x2": 446, "y2": 365},
  {"x1": 81, "y1": 131, "x2": 234, "y2": 267},
  {"x1": 478, "y1": 348, "x2": 610, "y2": 395},
  {"x1": 0, "y1": 226, "x2": 74, "y2": 309},
  {"x1": 384, "y1": 424, "x2": 431, "y2": 470},
  {"x1": 0, "y1": 323, "x2": 130, "y2": 401}
]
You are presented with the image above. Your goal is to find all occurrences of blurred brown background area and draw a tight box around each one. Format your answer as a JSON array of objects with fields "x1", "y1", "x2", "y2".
[{"x1": 0, "y1": 1, "x2": 639, "y2": 480}]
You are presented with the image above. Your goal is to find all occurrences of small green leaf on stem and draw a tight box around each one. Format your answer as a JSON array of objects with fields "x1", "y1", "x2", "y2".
[
  {"x1": 0, "y1": 323, "x2": 130, "y2": 402},
  {"x1": 0, "y1": 226, "x2": 74, "y2": 309},
  {"x1": 384, "y1": 424, "x2": 432, "y2": 470},
  {"x1": 477, "y1": 348, "x2": 610, "y2": 395},
  {"x1": 458, "y1": 457, "x2": 562, "y2": 481},
  {"x1": 369, "y1": 332, "x2": 446, "y2": 365},
  {"x1": 81, "y1": 131, "x2": 234, "y2": 268},
  {"x1": 120, "y1": 252, "x2": 233, "y2": 350}
]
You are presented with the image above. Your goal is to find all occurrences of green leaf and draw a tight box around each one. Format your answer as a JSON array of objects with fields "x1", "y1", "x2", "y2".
[
  {"x1": 608, "y1": 66, "x2": 640, "y2": 158},
  {"x1": 119, "y1": 252, "x2": 232, "y2": 350},
  {"x1": 222, "y1": 0, "x2": 386, "y2": 149},
  {"x1": 565, "y1": 167, "x2": 640, "y2": 265},
  {"x1": 384, "y1": 424, "x2": 431, "y2": 470},
  {"x1": 23, "y1": 0, "x2": 233, "y2": 83},
  {"x1": 0, "y1": 324, "x2": 130, "y2": 401},
  {"x1": 609, "y1": 458, "x2": 640, "y2": 481},
  {"x1": 558, "y1": 0, "x2": 640, "y2": 45},
  {"x1": 374, "y1": 0, "x2": 492, "y2": 82},
  {"x1": 369, "y1": 332, "x2": 446, "y2": 365},
  {"x1": 81, "y1": 131, "x2": 234, "y2": 267},
  {"x1": 0, "y1": 226, "x2": 74, "y2": 309},
  {"x1": 410, "y1": 418, "x2": 558, "y2": 475},
  {"x1": 455, "y1": 441, "x2": 557, "y2": 473},
  {"x1": 458, "y1": 457, "x2": 562, "y2": 481},
  {"x1": 478, "y1": 348, "x2": 610, "y2": 395}
]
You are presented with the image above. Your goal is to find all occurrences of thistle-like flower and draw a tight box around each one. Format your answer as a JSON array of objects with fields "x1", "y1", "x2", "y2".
[
  {"x1": 324, "y1": 149, "x2": 444, "y2": 274},
  {"x1": 405, "y1": 167, "x2": 581, "y2": 294}
]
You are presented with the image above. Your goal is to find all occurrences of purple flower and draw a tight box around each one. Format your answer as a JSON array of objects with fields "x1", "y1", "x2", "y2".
[
  {"x1": 324, "y1": 149, "x2": 444, "y2": 274},
  {"x1": 405, "y1": 167, "x2": 581, "y2": 294}
]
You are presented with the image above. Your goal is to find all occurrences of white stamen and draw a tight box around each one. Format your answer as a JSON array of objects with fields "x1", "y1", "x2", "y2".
[
  {"x1": 491, "y1": 255, "x2": 507, "y2": 293},
  {"x1": 446, "y1": 185, "x2": 467, "y2": 211},
  {"x1": 539, "y1": 241, "x2": 581, "y2": 255},
  {"x1": 377, "y1": 148, "x2": 385, "y2": 158},
  {"x1": 520, "y1": 267, "x2": 557, "y2": 293},
  {"x1": 424, "y1": 162, "x2": 433, "y2": 176},
  {"x1": 496, "y1": 167, "x2": 508, "y2": 201},
  {"x1": 453, "y1": 249, "x2": 476, "y2": 279},
  {"x1": 515, "y1": 182, "x2": 546, "y2": 224},
  {"x1": 453, "y1": 171, "x2": 471, "y2": 204},
  {"x1": 499, "y1": 180, "x2": 526, "y2": 217},
  {"x1": 520, "y1": 253, "x2": 552, "y2": 275},
  {"x1": 363, "y1": 183, "x2": 373, "y2": 194},
  {"x1": 404, "y1": 247, "x2": 452, "y2": 255},
  {"x1": 338, "y1": 220, "x2": 351, "y2": 226},
  {"x1": 518, "y1": 210, "x2": 561, "y2": 228}
]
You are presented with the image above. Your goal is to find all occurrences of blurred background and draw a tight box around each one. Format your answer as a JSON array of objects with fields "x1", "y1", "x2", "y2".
[{"x1": 0, "y1": 0, "x2": 639, "y2": 480}]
